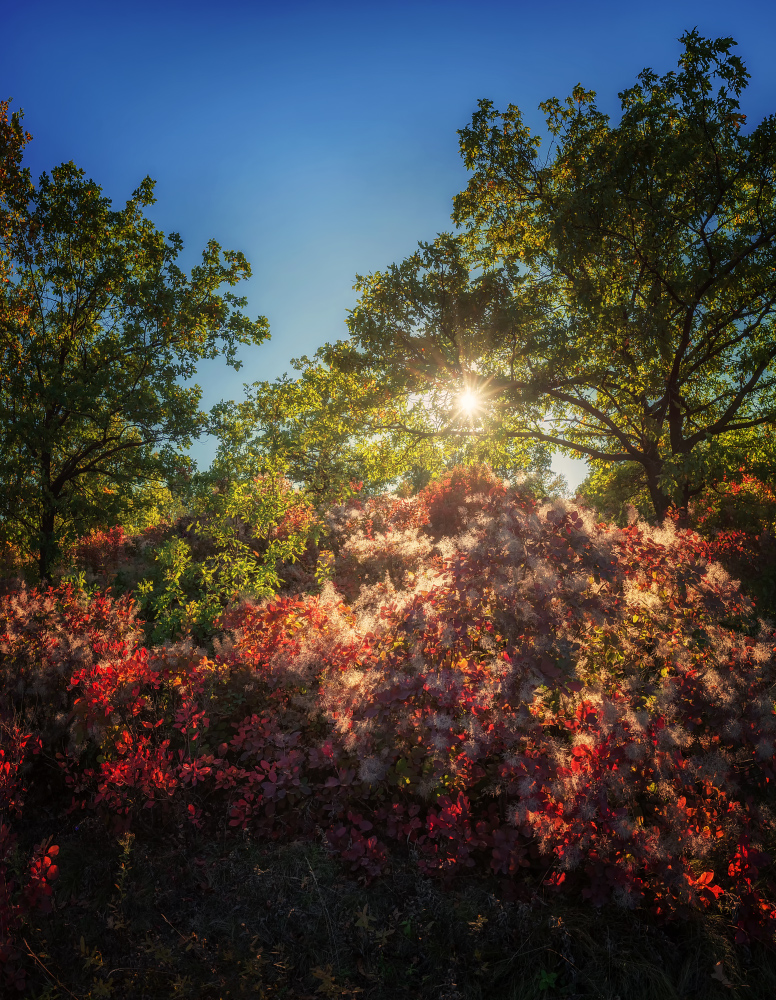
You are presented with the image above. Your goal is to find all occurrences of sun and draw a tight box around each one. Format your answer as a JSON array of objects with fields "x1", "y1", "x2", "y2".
[{"x1": 458, "y1": 389, "x2": 480, "y2": 415}]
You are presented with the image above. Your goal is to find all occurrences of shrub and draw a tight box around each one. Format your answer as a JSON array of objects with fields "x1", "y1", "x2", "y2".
[
  {"x1": 690, "y1": 474, "x2": 776, "y2": 618},
  {"x1": 133, "y1": 475, "x2": 317, "y2": 645},
  {"x1": 4, "y1": 465, "x2": 776, "y2": 973},
  {"x1": 67, "y1": 526, "x2": 133, "y2": 585},
  {"x1": 0, "y1": 718, "x2": 59, "y2": 992}
]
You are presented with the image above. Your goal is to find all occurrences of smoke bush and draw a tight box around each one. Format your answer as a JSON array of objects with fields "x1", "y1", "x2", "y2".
[{"x1": 3, "y1": 466, "x2": 776, "y2": 958}]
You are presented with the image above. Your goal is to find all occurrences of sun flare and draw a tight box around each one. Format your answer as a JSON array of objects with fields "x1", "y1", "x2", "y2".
[{"x1": 459, "y1": 389, "x2": 480, "y2": 415}]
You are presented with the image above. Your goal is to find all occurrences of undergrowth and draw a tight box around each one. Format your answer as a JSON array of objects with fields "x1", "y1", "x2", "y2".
[{"x1": 2, "y1": 466, "x2": 776, "y2": 997}]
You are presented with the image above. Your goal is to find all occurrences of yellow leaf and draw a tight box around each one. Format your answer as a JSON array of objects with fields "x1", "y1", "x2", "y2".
[{"x1": 354, "y1": 903, "x2": 375, "y2": 929}]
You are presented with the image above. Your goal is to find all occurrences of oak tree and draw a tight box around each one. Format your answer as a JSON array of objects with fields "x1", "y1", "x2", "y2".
[
  {"x1": 0, "y1": 150, "x2": 268, "y2": 578},
  {"x1": 334, "y1": 32, "x2": 776, "y2": 518},
  {"x1": 208, "y1": 347, "x2": 556, "y2": 504}
]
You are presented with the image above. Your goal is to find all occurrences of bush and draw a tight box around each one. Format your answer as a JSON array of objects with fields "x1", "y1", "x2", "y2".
[
  {"x1": 3, "y1": 471, "x2": 766, "y2": 930},
  {"x1": 0, "y1": 718, "x2": 60, "y2": 992},
  {"x1": 2, "y1": 466, "x2": 776, "y2": 990},
  {"x1": 690, "y1": 474, "x2": 776, "y2": 619}
]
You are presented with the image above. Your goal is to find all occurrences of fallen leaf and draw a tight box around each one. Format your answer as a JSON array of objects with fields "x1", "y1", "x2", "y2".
[{"x1": 711, "y1": 962, "x2": 732, "y2": 986}]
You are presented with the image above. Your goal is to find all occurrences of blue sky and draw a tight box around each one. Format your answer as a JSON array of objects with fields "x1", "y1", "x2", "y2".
[{"x1": 4, "y1": 0, "x2": 776, "y2": 490}]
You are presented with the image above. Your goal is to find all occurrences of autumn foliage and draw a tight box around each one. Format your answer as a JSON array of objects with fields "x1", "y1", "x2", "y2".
[
  {"x1": 1, "y1": 466, "x2": 776, "y2": 988},
  {"x1": 690, "y1": 473, "x2": 776, "y2": 619}
]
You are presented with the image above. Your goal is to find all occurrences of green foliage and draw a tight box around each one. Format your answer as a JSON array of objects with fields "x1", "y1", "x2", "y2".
[
  {"x1": 208, "y1": 357, "x2": 406, "y2": 503},
  {"x1": 0, "y1": 151, "x2": 269, "y2": 579},
  {"x1": 136, "y1": 476, "x2": 314, "y2": 645},
  {"x1": 135, "y1": 537, "x2": 199, "y2": 645},
  {"x1": 59, "y1": 567, "x2": 99, "y2": 599},
  {"x1": 323, "y1": 31, "x2": 776, "y2": 520},
  {"x1": 578, "y1": 460, "x2": 652, "y2": 525},
  {"x1": 581, "y1": 424, "x2": 776, "y2": 525},
  {"x1": 110, "y1": 476, "x2": 189, "y2": 535},
  {"x1": 210, "y1": 344, "x2": 560, "y2": 505}
]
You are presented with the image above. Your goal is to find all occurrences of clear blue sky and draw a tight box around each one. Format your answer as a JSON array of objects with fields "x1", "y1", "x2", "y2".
[{"x1": 5, "y1": 0, "x2": 776, "y2": 489}]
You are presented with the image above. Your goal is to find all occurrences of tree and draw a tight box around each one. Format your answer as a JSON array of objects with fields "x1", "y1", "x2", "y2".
[
  {"x1": 208, "y1": 347, "x2": 558, "y2": 504},
  {"x1": 208, "y1": 357, "x2": 403, "y2": 503},
  {"x1": 331, "y1": 31, "x2": 776, "y2": 519},
  {"x1": 0, "y1": 100, "x2": 32, "y2": 276},
  {"x1": 0, "y1": 154, "x2": 269, "y2": 579},
  {"x1": 579, "y1": 422, "x2": 776, "y2": 526}
]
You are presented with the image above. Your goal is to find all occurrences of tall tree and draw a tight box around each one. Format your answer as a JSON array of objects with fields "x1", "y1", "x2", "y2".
[
  {"x1": 332, "y1": 31, "x2": 776, "y2": 519},
  {"x1": 0, "y1": 156, "x2": 268, "y2": 578},
  {"x1": 0, "y1": 99, "x2": 32, "y2": 276},
  {"x1": 208, "y1": 346, "x2": 556, "y2": 504}
]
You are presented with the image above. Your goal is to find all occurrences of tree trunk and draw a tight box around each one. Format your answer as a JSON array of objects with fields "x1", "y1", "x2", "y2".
[
  {"x1": 673, "y1": 481, "x2": 693, "y2": 529},
  {"x1": 38, "y1": 446, "x2": 57, "y2": 583},
  {"x1": 645, "y1": 470, "x2": 672, "y2": 523},
  {"x1": 38, "y1": 505, "x2": 56, "y2": 583}
]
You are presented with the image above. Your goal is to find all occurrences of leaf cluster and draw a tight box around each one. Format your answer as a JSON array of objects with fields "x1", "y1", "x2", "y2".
[
  {"x1": 0, "y1": 154, "x2": 268, "y2": 577},
  {"x1": 321, "y1": 31, "x2": 776, "y2": 520}
]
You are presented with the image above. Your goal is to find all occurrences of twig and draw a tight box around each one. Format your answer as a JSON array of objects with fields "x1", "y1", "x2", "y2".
[
  {"x1": 159, "y1": 911, "x2": 189, "y2": 942},
  {"x1": 22, "y1": 937, "x2": 81, "y2": 1000},
  {"x1": 305, "y1": 854, "x2": 341, "y2": 971},
  {"x1": 545, "y1": 946, "x2": 581, "y2": 973}
]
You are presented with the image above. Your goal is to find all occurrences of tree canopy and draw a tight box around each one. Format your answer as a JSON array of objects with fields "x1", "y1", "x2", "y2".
[
  {"x1": 0, "y1": 132, "x2": 268, "y2": 578},
  {"x1": 323, "y1": 31, "x2": 776, "y2": 519},
  {"x1": 207, "y1": 346, "x2": 560, "y2": 505},
  {"x1": 0, "y1": 100, "x2": 31, "y2": 271}
]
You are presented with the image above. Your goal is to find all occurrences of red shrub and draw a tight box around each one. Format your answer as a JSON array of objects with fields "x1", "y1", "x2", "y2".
[
  {"x1": 68, "y1": 526, "x2": 133, "y2": 582},
  {"x1": 693, "y1": 474, "x2": 776, "y2": 535},
  {"x1": 6, "y1": 467, "x2": 776, "y2": 951},
  {"x1": 0, "y1": 583, "x2": 145, "y2": 742},
  {"x1": 689, "y1": 474, "x2": 776, "y2": 617},
  {"x1": 0, "y1": 721, "x2": 58, "y2": 991}
]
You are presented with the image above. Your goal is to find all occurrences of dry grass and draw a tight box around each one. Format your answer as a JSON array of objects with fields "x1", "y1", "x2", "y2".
[{"x1": 17, "y1": 814, "x2": 776, "y2": 1000}]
